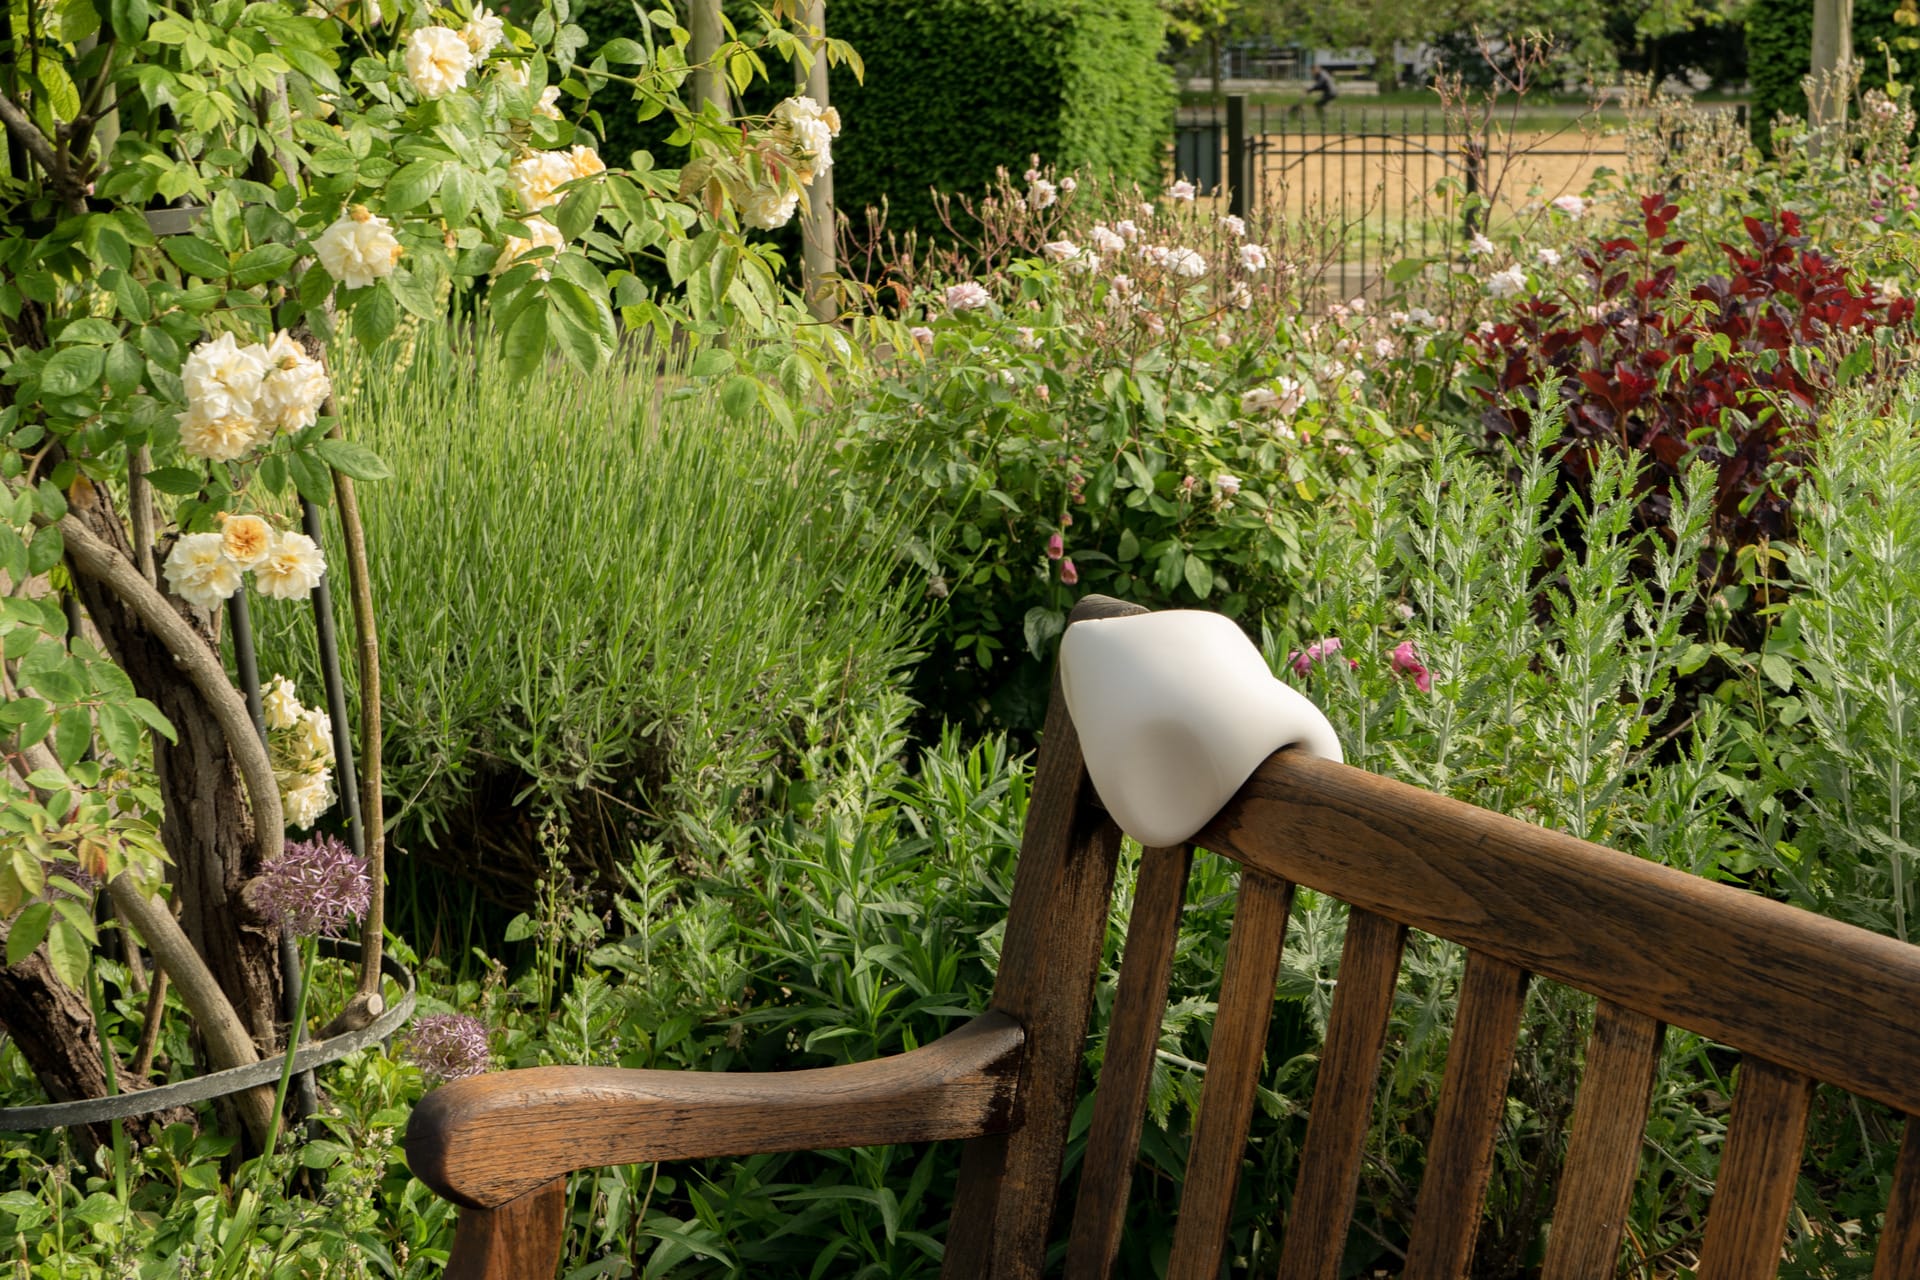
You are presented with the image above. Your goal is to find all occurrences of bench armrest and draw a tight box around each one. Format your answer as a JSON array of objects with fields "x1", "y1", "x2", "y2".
[{"x1": 405, "y1": 1011, "x2": 1025, "y2": 1209}]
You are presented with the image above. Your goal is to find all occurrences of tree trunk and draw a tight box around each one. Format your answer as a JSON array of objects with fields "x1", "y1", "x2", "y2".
[
  {"x1": 1810, "y1": 0, "x2": 1854, "y2": 149},
  {"x1": 0, "y1": 916, "x2": 194, "y2": 1152},
  {"x1": 64, "y1": 481, "x2": 283, "y2": 1058}
]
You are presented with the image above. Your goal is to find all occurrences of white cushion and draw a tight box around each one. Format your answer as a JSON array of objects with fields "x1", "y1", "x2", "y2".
[{"x1": 1059, "y1": 610, "x2": 1342, "y2": 848}]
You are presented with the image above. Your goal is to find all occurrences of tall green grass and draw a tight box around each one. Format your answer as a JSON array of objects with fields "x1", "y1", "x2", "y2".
[{"x1": 257, "y1": 326, "x2": 922, "y2": 900}]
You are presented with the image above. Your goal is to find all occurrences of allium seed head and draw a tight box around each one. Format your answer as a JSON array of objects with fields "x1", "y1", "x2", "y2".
[
  {"x1": 403, "y1": 1013, "x2": 492, "y2": 1083},
  {"x1": 249, "y1": 834, "x2": 370, "y2": 937}
]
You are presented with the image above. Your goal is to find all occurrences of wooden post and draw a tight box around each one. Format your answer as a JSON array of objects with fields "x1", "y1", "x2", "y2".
[
  {"x1": 799, "y1": 0, "x2": 836, "y2": 322},
  {"x1": 1810, "y1": 0, "x2": 1854, "y2": 152},
  {"x1": 689, "y1": 0, "x2": 728, "y2": 116}
]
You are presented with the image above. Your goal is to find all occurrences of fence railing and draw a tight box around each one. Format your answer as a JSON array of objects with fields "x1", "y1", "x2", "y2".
[{"x1": 1173, "y1": 97, "x2": 1638, "y2": 297}]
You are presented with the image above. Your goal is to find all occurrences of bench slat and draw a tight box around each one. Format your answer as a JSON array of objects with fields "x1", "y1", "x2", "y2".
[
  {"x1": 946, "y1": 597, "x2": 1146, "y2": 1279},
  {"x1": 1274, "y1": 907, "x2": 1408, "y2": 1280},
  {"x1": 1196, "y1": 752, "x2": 1920, "y2": 1116},
  {"x1": 1165, "y1": 871, "x2": 1295, "y2": 1280},
  {"x1": 1402, "y1": 952, "x2": 1530, "y2": 1280},
  {"x1": 1540, "y1": 1001, "x2": 1663, "y2": 1280},
  {"x1": 1696, "y1": 1057, "x2": 1814, "y2": 1280},
  {"x1": 1066, "y1": 844, "x2": 1195, "y2": 1280},
  {"x1": 1873, "y1": 1116, "x2": 1920, "y2": 1278}
]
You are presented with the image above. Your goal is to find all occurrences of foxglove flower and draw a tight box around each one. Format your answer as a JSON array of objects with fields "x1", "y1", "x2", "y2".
[{"x1": 1391, "y1": 640, "x2": 1434, "y2": 692}]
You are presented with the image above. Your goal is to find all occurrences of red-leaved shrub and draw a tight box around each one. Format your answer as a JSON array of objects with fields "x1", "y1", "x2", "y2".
[{"x1": 1473, "y1": 194, "x2": 1913, "y2": 564}]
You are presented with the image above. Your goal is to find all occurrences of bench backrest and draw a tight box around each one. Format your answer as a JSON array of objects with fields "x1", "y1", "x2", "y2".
[{"x1": 944, "y1": 596, "x2": 1920, "y2": 1279}]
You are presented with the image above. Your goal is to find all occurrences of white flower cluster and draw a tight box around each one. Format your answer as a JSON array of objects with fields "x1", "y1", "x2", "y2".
[
  {"x1": 162, "y1": 513, "x2": 327, "y2": 612},
  {"x1": 405, "y1": 26, "x2": 475, "y2": 99},
  {"x1": 774, "y1": 96, "x2": 841, "y2": 184},
  {"x1": 510, "y1": 144, "x2": 604, "y2": 212},
  {"x1": 404, "y1": 5, "x2": 509, "y2": 100},
  {"x1": 742, "y1": 96, "x2": 843, "y2": 230},
  {"x1": 264, "y1": 675, "x2": 338, "y2": 829},
  {"x1": 494, "y1": 216, "x2": 564, "y2": 278},
  {"x1": 314, "y1": 207, "x2": 403, "y2": 290},
  {"x1": 1487, "y1": 265, "x2": 1529, "y2": 299},
  {"x1": 176, "y1": 331, "x2": 331, "y2": 462}
]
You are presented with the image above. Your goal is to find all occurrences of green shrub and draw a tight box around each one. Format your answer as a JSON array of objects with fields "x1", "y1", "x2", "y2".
[
  {"x1": 831, "y1": 0, "x2": 1175, "y2": 246},
  {"x1": 1747, "y1": 0, "x2": 1906, "y2": 151},
  {"x1": 254, "y1": 325, "x2": 921, "y2": 900}
]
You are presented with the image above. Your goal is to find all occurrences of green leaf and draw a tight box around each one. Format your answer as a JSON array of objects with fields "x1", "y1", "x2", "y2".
[
  {"x1": 315, "y1": 437, "x2": 392, "y2": 481},
  {"x1": 25, "y1": 526, "x2": 62, "y2": 576},
  {"x1": 96, "y1": 702, "x2": 141, "y2": 766},
  {"x1": 385, "y1": 159, "x2": 445, "y2": 214},
  {"x1": 110, "y1": 0, "x2": 150, "y2": 43},
  {"x1": 599, "y1": 36, "x2": 645, "y2": 62},
  {"x1": 719, "y1": 374, "x2": 758, "y2": 420},
  {"x1": 689, "y1": 347, "x2": 733, "y2": 377},
  {"x1": 546, "y1": 279, "x2": 613, "y2": 369},
  {"x1": 0, "y1": 525, "x2": 26, "y2": 584},
  {"x1": 45, "y1": 921, "x2": 87, "y2": 990},
  {"x1": 163, "y1": 235, "x2": 230, "y2": 280},
  {"x1": 144, "y1": 466, "x2": 204, "y2": 496},
  {"x1": 1759, "y1": 651, "x2": 1794, "y2": 692},
  {"x1": 1183, "y1": 553, "x2": 1214, "y2": 599},
  {"x1": 7, "y1": 903, "x2": 52, "y2": 966},
  {"x1": 386, "y1": 266, "x2": 440, "y2": 322},
  {"x1": 501, "y1": 296, "x2": 549, "y2": 379},
  {"x1": 288, "y1": 449, "x2": 333, "y2": 507},
  {"x1": 126, "y1": 697, "x2": 177, "y2": 744},
  {"x1": 40, "y1": 346, "x2": 103, "y2": 397},
  {"x1": 353, "y1": 284, "x2": 398, "y2": 349},
  {"x1": 231, "y1": 243, "x2": 297, "y2": 286},
  {"x1": 503, "y1": 912, "x2": 534, "y2": 941},
  {"x1": 553, "y1": 181, "x2": 602, "y2": 242},
  {"x1": 440, "y1": 166, "x2": 480, "y2": 227},
  {"x1": 1117, "y1": 528, "x2": 1140, "y2": 561},
  {"x1": 103, "y1": 340, "x2": 145, "y2": 397},
  {"x1": 1022, "y1": 606, "x2": 1064, "y2": 658},
  {"x1": 52, "y1": 708, "x2": 93, "y2": 768}
]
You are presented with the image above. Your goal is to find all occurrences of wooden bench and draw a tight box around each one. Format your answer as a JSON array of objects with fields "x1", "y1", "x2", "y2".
[{"x1": 406, "y1": 596, "x2": 1920, "y2": 1278}]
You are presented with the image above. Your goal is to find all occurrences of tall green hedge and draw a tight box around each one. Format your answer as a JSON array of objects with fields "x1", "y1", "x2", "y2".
[
  {"x1": 830, "y1": 0, "x2": 1175, "y2": 246},
  {"x1": 1748, "y1": 0, "x2": 1904, "y2": 151}
]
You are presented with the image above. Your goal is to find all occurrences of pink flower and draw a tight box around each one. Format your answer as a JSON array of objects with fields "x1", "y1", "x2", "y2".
[
  {"x1": 909, "y1": 325, "x2": 934, "y2": 345},
  {"x1": 1288, "y1": 637, "x2": 1356, "y2": 676},
  {"x1": 1060, "y1": 558, "x2": 1078, "y2": 585},
  {"x1": 945, "y1": 282, "x2": 990, "y2": 312},
  {"x1": 1046, "y1": 532, "x2": 1064, "y2": 560},
  {"x1": 1390, "y1": 640, "x2": 1433, "y2": 692}
]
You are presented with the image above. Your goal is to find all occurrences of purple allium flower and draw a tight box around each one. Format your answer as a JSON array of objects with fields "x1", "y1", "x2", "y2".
[
  {"x1": 403, "y1": 1013, "x2": 492, "y2": 1083},
  {"x1": 249, "y1": 834, "x2": 371, "y2": 938}
]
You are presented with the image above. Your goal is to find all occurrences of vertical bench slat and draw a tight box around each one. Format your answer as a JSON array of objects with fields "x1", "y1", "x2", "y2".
[
  {"x1": 1401, "y1": 952, "x2": 1531, "y2": 1280},
  {"x1": 1273, "y1": 907, "x2": 1410, "y2": 1280},
  {"x1": 443, "y1": 1178, "x2": 566, "y2": 1280},
  {"x1": 945, "y1": 597, "x2": 1144, "y2": 1280},
  {"x1": 1164, "y1": 870, "x2": 1296, "y2": 1280},
  {"x1": 1873, "y1": 1116, "x2": 1920, "y2": 1279},
  {"x1": 1695, "y1": 1056, "x2": 1815, "y2": 1280},
  {"x1": 1065, "y1": 844, "x2": 1196, "y2": 1280},
  {"x1": 1540, "y1": 1001, "x2": 1664, "y2": 1280}
]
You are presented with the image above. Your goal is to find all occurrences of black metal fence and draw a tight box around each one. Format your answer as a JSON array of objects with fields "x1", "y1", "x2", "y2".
[{"x1": 1174, "y1": 97, "x2": 1635, "y2": 297}]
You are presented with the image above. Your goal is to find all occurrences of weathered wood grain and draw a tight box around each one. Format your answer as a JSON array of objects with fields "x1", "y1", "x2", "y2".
[
  {"x1": 1165, "y1": 871, "x2": 1295, "y2": 1280},
  {"x1": 1065, "y1": 843, "x2": 1195, "y2": 1280},
  {"x1": 443, "y1": 1177, "x2": 565, "y2": 1280},
  {"x1": 944, "y1": 595, "x2": 1145, "y2": 1280},
  {"x1": 1274, "y1": 907, "x2": 1408, "y2": 1280},
  {"x1": 1196, "y1": 751, "x2": 1920, "y2": 1116},
  {"x1": 1695, "y1": 1056, "x2": 1814, "y2": 1280},
  {"x1": 407, "y1": 1011, "x2": 1024, "y2": 1209},
  {"x1": 1402, "y1": 952, "x2": 1530, "y2": 1280},
  {"x1": 1540, "y1": 1001, "x2": 1663, "y2": 1280},
  {"x1": 1873, "y1": 1116, "x2": 1920, "y2": 1279}
]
